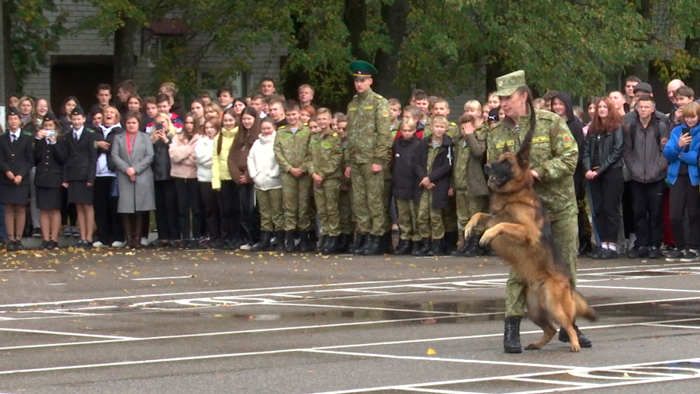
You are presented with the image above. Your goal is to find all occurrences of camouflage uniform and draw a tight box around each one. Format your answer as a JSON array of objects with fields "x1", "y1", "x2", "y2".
[
  {"x1": 417, "y1": 144, "x2": 446, "y2": 239},
  {"x1": 305, "y1": 131, "x2": 343, "y2": 237},
  {"x1": 274, "y1": 124, "x2": 313, "y2": 232},
  {"x1": 338, "y1": 140, "x2": 354, "y2": 234},
  {"x1": 346, "y1": 88, "x2": 392, "y2": 237},
  {"x1": 257, "y1": 189, "x2": 283, "y2": 232},
  {"x1": 453, "y1": 124, "x2": 490, "y2": 231},
  {"x1": 487, "y1": 109, "x2": 579, "y2": 317}
]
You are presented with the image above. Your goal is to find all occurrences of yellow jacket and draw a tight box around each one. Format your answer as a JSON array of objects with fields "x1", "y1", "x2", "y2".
[{"x1": 212, "y1": 126, "x2": 238, "y2": 189}]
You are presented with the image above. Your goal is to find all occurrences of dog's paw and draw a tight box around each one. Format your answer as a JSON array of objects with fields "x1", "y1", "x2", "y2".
[
  {"x1": 524, "y1": 343, "x2": 541, "y2": 351},
  {"x1": 463, "y1": 222, "x2": 476, "y2": 239},
  {"x1": 479, "y1": 228, "x2": 498, "y2": 246},
  {"x1": 570, "y1": 343, "x2": 581, "y2": 352}
]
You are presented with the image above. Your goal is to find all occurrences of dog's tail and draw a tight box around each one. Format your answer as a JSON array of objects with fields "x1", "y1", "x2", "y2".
[{"x1": 572, "y1": 290, "x2": 598, "y2": 322}]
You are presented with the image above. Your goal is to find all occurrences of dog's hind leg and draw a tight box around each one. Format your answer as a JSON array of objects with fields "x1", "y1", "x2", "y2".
[{"x1": 524, "y1": 322, "x2": 557, "y2": 350}]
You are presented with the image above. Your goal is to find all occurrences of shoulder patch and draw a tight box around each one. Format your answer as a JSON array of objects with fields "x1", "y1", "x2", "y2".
[
  {"x1": 332, "y1": 133, "x2": 338, "y2": 137},
  {"x1": 450, "y1": 122, "x2": 457, "y2": 126},
  {"x1": 381, "y1": 109, "x2": 389, "y2": 118},
  {"x1": 22, "y1": 131, "x2": 33, "y2": 137},
  {"x1": 562, "y1": 135, "x2": 572, "y2": 147},
  {"x1": 278, "y1": 125, "x2": 286, "y2": 129}
]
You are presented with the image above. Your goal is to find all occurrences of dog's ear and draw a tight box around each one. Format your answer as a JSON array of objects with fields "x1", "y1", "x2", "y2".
[{"x1": 517, "y1": 142, "x2": 530, "y2": 168}]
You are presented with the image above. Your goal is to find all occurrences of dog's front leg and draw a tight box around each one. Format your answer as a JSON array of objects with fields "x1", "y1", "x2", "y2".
[
  {"x1": 464, "y1": 213, "x2": 491, "y2": 239},
  {"x1": 479, "y1": 222, "x2": 538, "y2": 247}
]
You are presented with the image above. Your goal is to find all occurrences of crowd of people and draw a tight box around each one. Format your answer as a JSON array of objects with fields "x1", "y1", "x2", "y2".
[{"x1": 0, "y1": 65, "x2": 698, "y2": 265}]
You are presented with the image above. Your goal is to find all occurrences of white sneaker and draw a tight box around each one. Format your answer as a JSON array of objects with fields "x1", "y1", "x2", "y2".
[
  {"x1": 92, "y1": 241, "x2": 105, "y2": 248},
  {"x1": 140, "y1": 237, "x2": 149, "y2": 246},
  {"x1": 111, "y1": 240, "x2": 126, "y2": 248},
  {"x1": 239, "y1": 243, "x2": 252, "y2": 251}
]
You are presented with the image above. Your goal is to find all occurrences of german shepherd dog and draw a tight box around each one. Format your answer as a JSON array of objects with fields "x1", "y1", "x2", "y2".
[{"x1": 463, "y1": 129, "x2": 597, "y2": 352}]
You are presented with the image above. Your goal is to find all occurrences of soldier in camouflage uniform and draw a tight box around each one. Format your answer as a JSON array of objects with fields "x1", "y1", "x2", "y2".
[
  {"x1": 274, "y1": 101, "x2": 314, "y2": 253},
  {"x1": 486, "y1": 70, "x2": 590, "y2": 353},
  {"x1": 304, "y1": 108, "x2": 343, "y2": 253},
  {"x1": 336, "y1": 118, "x2": 354, "y2": 252},
  {"x1": 345, "y1": 60, "x2": 393, "y2": 255}
]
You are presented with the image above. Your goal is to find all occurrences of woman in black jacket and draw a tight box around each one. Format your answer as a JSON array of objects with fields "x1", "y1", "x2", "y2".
[
  {"x1": 583, "y1": 97, "x2": 625, "y2": 260},
  {"x1": 415, "y1": 116, "x2": 453, "y2": 256},
  {"x1": 150, "y1": 113, "x2": 180, "y2": 247},
  {"x1": 34, "y1": 113, "x2": 67, "y2": 249}
]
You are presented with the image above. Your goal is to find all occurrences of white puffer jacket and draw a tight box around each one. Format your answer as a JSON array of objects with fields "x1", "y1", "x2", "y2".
[
  {"x1": 247, "y1": 131, "x2": 281, "y2": 191},
  {"x1": 194, "y1": 136, "x2": 214, "y2": 182}
]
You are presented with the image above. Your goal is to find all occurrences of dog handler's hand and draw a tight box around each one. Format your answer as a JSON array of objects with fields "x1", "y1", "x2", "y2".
[{"x1": 531, "y1": 170, "x2": 540, "y2": 180}]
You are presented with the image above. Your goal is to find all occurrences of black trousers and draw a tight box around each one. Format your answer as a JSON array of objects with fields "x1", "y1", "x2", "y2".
[
  {"x1": 237, "y1": 183, "x2": 260, "y2": 244},
  {"x1": 154, "y1": 179, "x2": 179, "y2": 241},
  {"x1": 669, "y1": 174, "x2": 700, "y2": 250},
  {"x1": 61, "y1": 188, "x2": 77, "y2": 226},
  {"x1": 630, "y1": 179, "x2": 665, "y2": 248},
  {"x1": 174, "y1": 178, "x2": 203, "y2": 240},
  {"x1": 94, "y1": 177, "x2": 123, "y2": 244},
  {"x1": 218, "y1": 180, "x2": 241, "y2": 241},
  {"x1": 621, "y1": 181, "x2": 635, "y2": 238},
  {"x1": 589, "y1": 167, "x2": 624, "y2": 244}
]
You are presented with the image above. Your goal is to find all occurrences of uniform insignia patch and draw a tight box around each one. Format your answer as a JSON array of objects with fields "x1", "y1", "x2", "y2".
[{"x1": 381, "y1": 109, "x2": 389, "y2": 118}]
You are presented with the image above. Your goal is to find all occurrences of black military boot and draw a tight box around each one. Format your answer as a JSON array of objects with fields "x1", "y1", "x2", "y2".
[
  {"x1": 414, "y1": 239, "x2": 431, "y2": 256},
  {"x1": 274, "y1": 231, "x2": 285, "y2": 252},
  {"x1": 382, "y1": 232, "x2": 394, "y2": 254},
  {"x1": 337, "y1": 233, "x2": 350, "y2": 253},
  {"x1": 427, "y1": 238, "x2": 445, "y2": 256},
  {"x1": 558, "y1": 324, "x2": 592, "y2": 348},
  {"x1": 361, "y1": 235, "x2": 382, "y2": 255},
  {"x1": 350, "y1": 233, "x2": 367, "y2": 254},
  {"x1": 504, "y1": 317, "x2": 523, "y2": 353},
  {"x1": 464, "y1": 235, "x2": 483, "y2": 257},
  {"x1": 317, "y1": 236, "x2": 331, "y2": 253},
  {"x1": 578, "y1": 238, "x2": 593, "y2": 256},
  {"x1": 306, "y1": 231, "x2": 317, "y2": 252},
  {"x1": 444, "y1": 232, "x2": 458, "y2": 255},
  {"x1": 451, "y1": 238, "x2": 470, "y2": 256},
  {"x1": 411, "y1": 241, "x2": 421, "y2": 255},
  {"x1": 251, "y1": 231, "x2": 271, "y2": 251},
  {"x1": 299, "y1": 231, "x2": 313, "y2": 252},
  {"x1": 325, "y1": 236, "x2": 339, "y2": 254},
  {"x1": 394, "y1": 240, "x2": 412, "y2": 255},
  {"x1": 284, "y1": 231, "x2": 296, "y2": 253}
]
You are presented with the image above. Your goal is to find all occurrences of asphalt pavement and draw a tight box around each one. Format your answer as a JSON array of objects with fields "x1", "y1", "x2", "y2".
[{"x1": 0, "y1": 243, "x2": 699, "y2": 393}]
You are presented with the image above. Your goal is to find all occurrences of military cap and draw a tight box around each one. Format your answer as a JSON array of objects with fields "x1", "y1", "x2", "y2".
[
  {"x1": 5, "y1": 107, "x2": 20, "y2": 119},
  {"x1": 43, "y1": 112, "x2": 58, "y2": 122},
  {"x1": 71, "y1": 106, "x2": 85, "y2": 117},
  {"x1": 496, "y1": 70, "x2": 527, "y2": 97},
  {"x1": 633, "y1": 82, "x2": 653, "y2": 94},
  {"x1": 350, "y1": 60, "x2": 378, "y2": 79}
]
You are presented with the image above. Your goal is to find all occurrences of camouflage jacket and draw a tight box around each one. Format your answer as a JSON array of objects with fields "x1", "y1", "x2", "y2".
[
  {"x1": 486, "y1": 109, "x2": 578, "y2": 220},
  {"x1": 304, "y1": 131, "x2": 343, "y2": 179},
  {"x1": 346, "y1": 88, "x2": 392, "y2": 166},
  {"x1": 452, "y1": 124, "x2": 489, "y2": 196},
  {"x1": 423, "y1": 120, "x2": 459, "y2": 140},
  {"x1": 273, "y1": 124, "x2": 312, "y2": 173}
]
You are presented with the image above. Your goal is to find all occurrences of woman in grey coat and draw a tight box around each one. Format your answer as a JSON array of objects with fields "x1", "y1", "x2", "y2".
[{"x1": 110, "y1": 111, "x2": 156, "y2": 248}]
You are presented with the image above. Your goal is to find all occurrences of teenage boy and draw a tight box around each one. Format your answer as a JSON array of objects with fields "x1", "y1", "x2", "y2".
[
  {"x1": 451, "y1": 114, "x2": 489, "y2": 257},
  {"x1": 622, "y1": 95, "x2": 670, "y2": 259},
  {"x1": 250, "y1": 94, "x2": 265, "y2": 116},
  {"x1": 268, "y1": 99, "x2": 287, "y2": 128},
  {"x1": 336, "y1": 116, "x2": 354, "y2": 252},
  {"x1": 217, "y1": 87, "x2": 234, "y2": 111},
  {"x1": 298, "y1": 84, "x2": 315, "y2": 108},
  {"x1": 116, "y1": 79, "x2": 138, "y2": 117},
  {"x1": 413, "y1": 92, "x2": 430, "y2": 128},
  {"x1": 392, "y1": 119, "x2": 423, "y2": 255},
  {"x1": 259, "y1": 78, "x2": 276, "y2": 97},
  {"x1": 431, "y1": 98, "x2": 459, "y2": 138},
  {"x1": 155, "y1": 93, "x2": 183, "y2": 130},
  {"x1": 388, "y1": 98, "x2": 402, "y2": 137},
  {"x1": 672, "y1": 86, "x2": 695, "y2": 127},
  {"x1": 159, "y1": 82, "x2": 186, "y2": 120},
  {"x1": 414, "y1": 115, "x2": 453, "y2": 256},
  {"x1": 143, "y1": 97, "x2": 158, "y2": 133},
  {"x1": 274, "y1": 101, "x2": 313, "y2": 252},
  {"x1": 396, "y1": 106, "x2": 424, "y2": 140},
  {"x1": 304, "y1": 108, "x2": 343, "y2": 253},
  {"x1": 88, "y1": 84, "x2": 113, "y2": 126}
]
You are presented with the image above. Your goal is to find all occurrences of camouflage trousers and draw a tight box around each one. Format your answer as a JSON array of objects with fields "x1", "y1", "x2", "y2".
[
  {"x1": 314, "y1": 178, "x2": 341, "y2": 237},
  {"x1": 417, "y1": 189, "x2": 445, "y2": 240},
  {"x1": 350, "y1": 164, "x2": 385, "y2": 236},
  {"x1": 338, "y1": 189, "x2": 354, "y2": 235},
  {"x1": 281, "y1": 173, "x2": 313, "y2": 231},
  {"x1": 396, "y1": 198, "x2": 420, "y2": 242},
  {"x1": 256, "y1": 188, "x2": 283, "y2": 232},
  {"x1": 505, "y1": 214, "x2": 578, "y2": 317},
  {"x1": 456, "y1": 191, "x2": 489, "y2": 233}
]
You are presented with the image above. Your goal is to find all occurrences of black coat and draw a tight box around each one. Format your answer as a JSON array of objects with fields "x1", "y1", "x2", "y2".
[
  {"x1": 554, "y1": 91, "x2": 586, "y2": 199},
  {"x1": 416, "y1": 135, "x2": 454, "y2": 209},
  {"x1": 151, "y1": 138, "x2": 173, "y2": 181},
  {"x1": 391, "y1": 137, "x2": 423, "y2": 203},
  {"x1": 64, "y1": 127, "x2": 98, "y2": 184},
  {"x1": 0, "y1": 130, "x2": 34, "y2": 186},
  {"x1": 95, "y1": 125, "x2": 124, "y2": 172},
  {"x1": 582, "y1": 126, "x2": 624, "y2": 174},
  {"x1": 34, "y1": 138, "x2": 67, "y2": 188}
]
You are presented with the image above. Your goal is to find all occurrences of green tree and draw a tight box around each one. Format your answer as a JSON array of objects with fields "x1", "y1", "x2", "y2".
[{"x1": 4, "y1": 0, "x2": 67, "y2": 93}]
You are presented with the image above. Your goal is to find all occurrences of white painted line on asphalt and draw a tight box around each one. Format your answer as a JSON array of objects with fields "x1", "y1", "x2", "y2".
[
  {"x1": 505, "y1": 377, "x2": 595, "y2": 387},
  {"x1": 580, "y1": 284, "x2": 700, "y2": 293},
  {"x1": 302, "y1": 349, "x2": 577, "y2": 369},
  {"x1": 639, "y1": 322, "x2": 700, "y2": 330},
  {"x1": 132, "y1": 276, "x2": 194, "y2": 281},
  {"x1": 590, "y1": 295, "x2": 700, "y2": 308},
  {"x1": 277, "y1": 302, "x2": 473, "y2": 316},
  {"x1": 0, "y1": 327, "x2": 135, "y2": 340}
]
